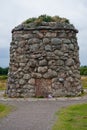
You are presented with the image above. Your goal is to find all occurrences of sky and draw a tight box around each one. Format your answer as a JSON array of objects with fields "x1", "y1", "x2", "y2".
[{"x1": 0, "y1": 0, "x2": 87, "y2": 67}]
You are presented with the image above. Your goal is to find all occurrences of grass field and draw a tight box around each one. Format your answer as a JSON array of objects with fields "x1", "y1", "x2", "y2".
[
  {"x1": 53, "y1": 104, "x2": 87, "y2": 130},
  {"x1": 81, "y1": 76, "x2": 87, "y2": 88},
  {"x1": 0, "y1": 103, "x2": 12, "y2": 118},
  {"x1": 0, "y1": 76, "x2": 7, "y2": 90}
]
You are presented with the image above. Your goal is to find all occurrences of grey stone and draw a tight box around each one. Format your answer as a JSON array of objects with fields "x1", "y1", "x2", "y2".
[
  {"x1": 48, "y1": 60, "x2": 56, "y2": 66},
  {"x1": 61, "y1": 44, "x2": 69, "y2": 52},
  {"x1": 39, "y1": 59, "x2": 47, "y2": 66},
  {"x1": 23, "y1": 74, "x2": 30, "y2": 80},
  {"x1": 22, "y1": 34, "x2": 33, "y2": 39},
  {"x1": 43, "y1": 69, "x2": 57, "y2": 78},
  {"x1": 43, "y1": 38, "x2": 50, "y2": 44},
  {"x1": 38, "y1": 66, "x2": 48, "y2": 73},
  {"x1": 51, "y1": 38, "x2": 62, "y2": 44},
  {"x1": 62, "y1": 38, "x2": 71, "y2": 44},
  {"x1": 19, "y1": 63, "x2": 25, "y2": 67},
  {"x1": 28, "y1": 78, "x2": 35, "y2": 85},
  {"x1": 45, "y1": 32, "x2": 56, "y2": 37},
  {"x1": 56, "y1": 60, "x2": 64, "y2": 66},
  {"x1": 30, "y1": 44, "x2": 39, "y2": 51},
  {"x1": 19, "y1": 79, "x2": 25, "y2": 85},
  {"x1": 59, "y1": 78, "x2": 64, "y2": 83},
  {"x1": 66, "y1": 58, "x2": 74, "y2": 66},
  {"x1": 27, "y1": 60, "x2": 37, "y2": 67},
  {"x1": 45, "y1": 45, "x2": 52, "y2": 51},
  {"x1": 54, "y1": 50, "x2": 63, "y2": 56},
  {"x1": 32, "y1": 73, "x2": 42, "y2": 78},
  {"x1": 69, "y1": 44, "x2": 74, "y2": 50},
  {"x1": 28, "y1": 38, "x2": 40, "y2": 44}
]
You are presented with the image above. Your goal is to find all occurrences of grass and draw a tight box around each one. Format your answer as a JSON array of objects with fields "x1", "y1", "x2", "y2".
[
  {"x1": 23, "y1": 15, "x2": 69, "y2": 25},
  {"x1": 0, "y1": 79, "x2": 6, "y2": 90},
  {"x1": 53, "y1": 104, "x2": 87, "y2": 130},
  {"x1": 0, "y1": 75, "x2": 7, "y2": 90},
  {"x1": 81, "y1": 76, "x2": 87, "y2": 88},
  {"x1": 0, "y1": 103, "x2": 13, "y2": 118}
]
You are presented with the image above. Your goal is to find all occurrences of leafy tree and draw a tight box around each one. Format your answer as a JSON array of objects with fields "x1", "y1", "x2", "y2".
[
  {"x1": 80, "y1": 66, "x2": 87, "y2": 75},
  {"x1": 0, "y1": 67, "x2": 9, "y2": 75}
]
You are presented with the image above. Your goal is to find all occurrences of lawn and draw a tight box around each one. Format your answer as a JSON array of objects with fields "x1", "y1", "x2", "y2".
[
  {"x1": 81, "y1": 76, "x2": 87, "y2": 88},
  {"x1": 53, "y1": 104, "x2": 87, "y2": 130},
  {"x1": 0, "y1": 103, "x2": 12, "y2": 118},
  {"x1": 0, "y1": 75, "x2": 7, "y2": 90}
]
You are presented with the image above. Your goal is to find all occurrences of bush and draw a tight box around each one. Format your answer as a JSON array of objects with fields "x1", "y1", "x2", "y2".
[
  {"x1": 80, "y1": 66, "x2": 87, "y2": 75},
  {"x1": 0, "y1": 67, "x2": 8, "y2": 75}
]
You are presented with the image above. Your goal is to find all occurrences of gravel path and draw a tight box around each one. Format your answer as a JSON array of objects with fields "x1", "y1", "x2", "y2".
[{"x1": 0, "y1": 97, "x2": 87, "y2": 130}]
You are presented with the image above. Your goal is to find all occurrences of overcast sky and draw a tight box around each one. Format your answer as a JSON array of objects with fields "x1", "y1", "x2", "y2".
[{"x1": 0, "y1": 0, "x2": 87, "y2": 67}]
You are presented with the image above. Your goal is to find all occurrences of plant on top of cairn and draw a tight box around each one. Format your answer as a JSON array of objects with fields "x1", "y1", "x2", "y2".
[{"x1": 23, "y1": 15, "x2": 69, "y2": 26}]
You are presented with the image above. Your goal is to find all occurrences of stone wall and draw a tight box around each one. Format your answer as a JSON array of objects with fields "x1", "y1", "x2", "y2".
[{"x1": 7, "y1": 21, "x2": 82, "y2": 97}]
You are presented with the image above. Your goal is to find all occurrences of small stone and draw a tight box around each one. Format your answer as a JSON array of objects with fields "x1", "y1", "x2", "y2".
[
  {"x1": 30, "y1": 44, "x2": 40, "y2": 52},
  {"x1": 54, "y1": 50, "x2": 63, "y2": 56},
  {"x1": 63, "y1": 38, "x2": 71, "y2": 44},
  {"x1": 45, "y1": 32, "x2": 56, "y2": 37},
  {"x1": 66, "y1": 58, "x2": 74, "y2": 66},
  {"x1": 23, "y1": 74, "x2": 30, "y2": 80},
  {"x1": 56, "y1": 60, "x2": 64, "y2": 66},
  {"x1": 19, "y1": 79, "x2": 25, "y2": 85},
  {"x1": 51, "y1": 38, "x2": 62, "y2": 44},
  {"x1": 43, "y1": 69, "x2": 57, "y2": 78},
  {"x1": 69, "y1": 44, "x2": 74, "y2": 50},
  {"x1": 28, "y1": 38, "x2": 40, "y2": 44},
  {"x1": 61, "y1": 44, "x2": 68, "y2": 52},
  {"x1": 34, "y1": 31, "x2": 43, "y2": 38},
  {"x1": 39, "y1": 59, "x2": 47, "y2": 66},
  {"x1": 19, "y1": 63, "x2": 25, "y2": 67},
  {"x1": 28, "y1": 78, "x2": 35, "y2": 85},
  {"x1": 32, "y1": 73, "x2": 42, "y2": 78},
  {"x1": 66, "y1": 77, "x2": 74, "y2": 83},
  {"x1": 59, "y1": 78, "x2": 64, "y2": 83},
  {"x1": 22, "y1": 34, "x2": 33, "y2": 39},
  {"x1": 38, "y1": 66, "x2": 48, "y2": 73},
  {"x1": 45, "y1": 45, "x2": 52, "y2": 51},
  {"x1": 27, "y1": 60, "x2": 37, "y2": 67},
  {"x1": 43, "y1": 38, "x2": 50, "y2": 44},
  {"x1": 48, "y1": 60, "x2": 56, "y2": 66}
]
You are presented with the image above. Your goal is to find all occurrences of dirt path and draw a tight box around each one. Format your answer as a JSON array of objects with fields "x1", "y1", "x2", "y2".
[{"x1": 0, "y1": 97, "x2": 87, "y2": 130}]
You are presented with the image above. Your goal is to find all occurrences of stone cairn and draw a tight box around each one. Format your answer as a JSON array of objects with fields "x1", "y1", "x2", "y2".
[{"x1": 7, "y1": 15, "x2": 82, "y2": 97}]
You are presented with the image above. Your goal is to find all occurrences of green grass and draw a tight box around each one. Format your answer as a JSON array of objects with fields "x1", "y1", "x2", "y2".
[
  {"x1": 0, "y1": 103, "x2": 12, "y2": 118},
  {"x1": 0, "y1": 79, "x2": 6, "y2": 90},
  {"x1": 0, "y1": 75, "x2": 8, "y2": 80},
  {"x1": 81, "y1": 76, "x2": 87, "y2": 88},
  {"x1": 53, "y1": 104, "x2": 87, "y2": 130},
  {"x1": 0, "y1": 75, "x2": 7, "y2": 90}
]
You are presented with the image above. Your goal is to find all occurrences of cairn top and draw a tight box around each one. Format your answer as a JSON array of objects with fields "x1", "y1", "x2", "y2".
[{"x1": 12, "y1": 15, "x2": 78, "y2": 33}]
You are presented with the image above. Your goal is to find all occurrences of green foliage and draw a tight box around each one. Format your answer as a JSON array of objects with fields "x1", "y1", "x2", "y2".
[
  {"x1": 23, "y1": 14, "x2": 70, "y2": 24},
  {"x1": 0, "y1": 103, "x2": 12, "y2": 118},
  {"x1": 38, "y1": 15, "x2": 52, "y2": 22},
  {"x1": 53, "y1": 104, "x2": 87, "y2": 130},
  {"x1": 0, "y1": 67, "x2": 8, "y2": 75},
  {"x1": 25, "y1": 17, "x2": 36, "y2": 24},
  {"x1": 80, "y1": 66, "x2": 87, "y2": 75}
]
